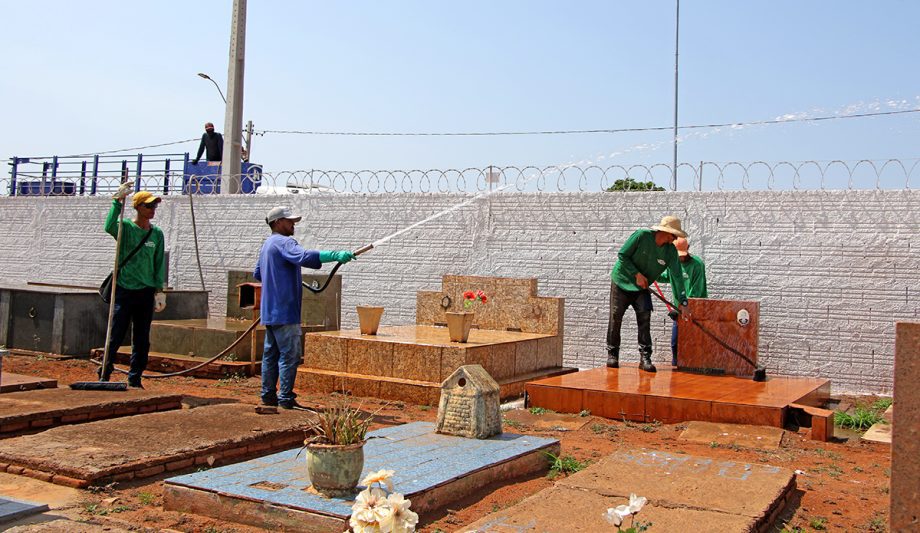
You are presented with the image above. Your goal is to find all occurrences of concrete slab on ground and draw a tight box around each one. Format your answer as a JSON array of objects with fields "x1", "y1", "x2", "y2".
[
  {"x1": 163, "y1": 421, "x2": 559, "y2": 532},
  {"x1": 502, "y1": 409, "x2": 591, "y2": 431},
  {"x1": 0, "y1": 403, "x2": 314, "y2": 487},
  {"x1": 862, "y1": 405, "x2": 892, "y2": 444},
  {"x1": 460, "y1": 485, "x2": 756, "y2": 533},
  {"x1": 0, "y1": 472, "x2": 81, "y2": 509},
  {"x1": 0, "y1": 388, "x2": 182, "y2": 436},
  {"x1": 0, "y1": 373, "x2": 57, "y2": 393},
  {"x1": 679, "y1": 421, "x2": 785, "y2": 449},
  {"x1": 463, "y1": 448, "x2": 795, "y2": 533}
]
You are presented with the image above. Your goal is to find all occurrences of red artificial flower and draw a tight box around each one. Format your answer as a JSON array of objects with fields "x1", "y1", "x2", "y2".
[
  {"x1": 463, "y1": 291, "x2": 475, "y2": 300},
  {"x1": 479, "y1": 295, "x2": 488, "y2": 303}
]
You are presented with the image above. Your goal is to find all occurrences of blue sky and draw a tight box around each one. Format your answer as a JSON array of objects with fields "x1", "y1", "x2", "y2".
[{"x1": 2, "y1": 1, "x2": 918, "y2": 189}]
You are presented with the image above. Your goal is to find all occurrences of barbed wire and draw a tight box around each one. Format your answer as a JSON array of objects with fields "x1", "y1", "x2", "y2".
[{"x1": 1, "y1": 158, "x2": 915, "y2": 197}]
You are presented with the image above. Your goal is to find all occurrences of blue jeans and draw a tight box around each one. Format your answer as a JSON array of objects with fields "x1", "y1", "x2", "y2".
[
  {"x1": 261, "y1": 324, "x2": 302, "y2": 405},
  {"x1": 101, "y1": 286, "x2": 155, "y2": 386}
]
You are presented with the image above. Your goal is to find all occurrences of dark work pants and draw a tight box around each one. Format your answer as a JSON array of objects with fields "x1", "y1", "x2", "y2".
[
  {"x1": 671, "y1": 320, "x2": 679, "y2": 366},
  {"x1": 606, "y1": 283, "x2": 653, "y2": 360},
  {"x1": 101, "y1": 286, "x2": 155, "y2": 386}
]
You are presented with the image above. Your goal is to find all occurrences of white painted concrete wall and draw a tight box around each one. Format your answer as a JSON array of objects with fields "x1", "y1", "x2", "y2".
[{"x1": 1, "y1": 190, "x2": 917, "y2": 393}]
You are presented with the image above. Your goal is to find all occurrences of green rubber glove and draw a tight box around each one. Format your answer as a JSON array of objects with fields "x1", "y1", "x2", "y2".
[{"x1": 319, "y1": 250, "x2": 356, "y2": 264}]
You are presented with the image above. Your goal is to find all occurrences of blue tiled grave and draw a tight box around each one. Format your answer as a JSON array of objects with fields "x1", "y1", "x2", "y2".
[
  {"x1": 0, "y1": 497, "x2": 49, "y2": 525},
  {"x1": 164, "y1": 421, "x2": 558, "y2": 532}
]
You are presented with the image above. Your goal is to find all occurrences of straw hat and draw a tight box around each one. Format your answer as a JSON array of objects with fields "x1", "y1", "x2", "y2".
[{"x1": 650, "y1": 215, "x2": 687, "y2": 238}]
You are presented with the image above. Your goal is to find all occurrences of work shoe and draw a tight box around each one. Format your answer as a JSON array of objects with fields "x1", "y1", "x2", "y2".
[
  {"x1": 128, "y1": 382, "x2": 144, "y2": 390},
  {"x1": 605, "y1": 353, "x2": 619, "y2": 369},
  {"x1": 638, "y1": 354, "x2": 657, "y2": 373},
  {"x1": 279, "y1": 400, "x2": 308, "y2": 410}
]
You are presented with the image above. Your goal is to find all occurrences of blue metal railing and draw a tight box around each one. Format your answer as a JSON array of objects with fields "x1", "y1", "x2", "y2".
[{"x1": 6, "y1": 153, "x2": 262, "y2": 196}]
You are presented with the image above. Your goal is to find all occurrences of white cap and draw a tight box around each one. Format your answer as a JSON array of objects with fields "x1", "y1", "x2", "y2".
[{"x1": 265, "y1": 206, "x2": 302, "y2": 224}]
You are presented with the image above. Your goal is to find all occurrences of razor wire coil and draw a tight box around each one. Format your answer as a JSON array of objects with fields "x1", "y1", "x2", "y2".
[{"x1": 1, "y1": 158, "x2": 916, "y2": 197}]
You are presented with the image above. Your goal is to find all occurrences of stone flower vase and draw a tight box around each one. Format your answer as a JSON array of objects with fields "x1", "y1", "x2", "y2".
[
  {"x1": 305, "y1": 441, "x2": 366, "y2": 497},
  {"x1": 446, "y1": 311, "x2": 475, "y2": 343},
  {"x1": 356, "y1": 305, "x2": 384, "y2": 335}
]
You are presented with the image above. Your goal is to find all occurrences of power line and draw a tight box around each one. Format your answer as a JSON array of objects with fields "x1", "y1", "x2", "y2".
[
  {"x1": 257, "y1": 108, "x2": 920, "y2": 137},
  {"x1": 17, "y1": 107, "x2": 919, "y2": 159},
  {"x1": 53, "y1": 138, "x2": 199, "y2": 159}
]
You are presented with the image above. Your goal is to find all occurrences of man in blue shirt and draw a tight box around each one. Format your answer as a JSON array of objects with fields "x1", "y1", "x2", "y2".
[{"x1": 254, "y1": 206, "x2": 355, "y2": 409}]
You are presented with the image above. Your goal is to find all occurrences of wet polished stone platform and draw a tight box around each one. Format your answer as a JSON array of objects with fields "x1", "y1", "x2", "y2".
[
  {"x1": 163, "y1": 422, "x2": 559, "y2": 532},
  {"x1": 298, "y1": 325, "x2": 575, "y2": 404},
  {"x1": 527, "y1": 365, "x2": 831, "y2": 438}
]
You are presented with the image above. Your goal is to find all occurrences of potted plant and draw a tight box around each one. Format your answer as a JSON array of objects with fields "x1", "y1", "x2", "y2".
[
  {"x1": 301, "y1": 395, "x2": 377, "y2": 497},
  {"x1": 445, "y1": 290, "x2": 488, "y2": 343}
]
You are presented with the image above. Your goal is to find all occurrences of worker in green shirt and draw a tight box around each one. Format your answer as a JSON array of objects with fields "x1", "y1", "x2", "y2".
[
  {"x1": 99, "y1": 184, "x2": 166, "y2": 388},
  {"x1": 659, "y1": 237, "x2": 707, "y2": 366},
  {"x1": 607, "y1": 216, "x2": 689, "y2": 373}
]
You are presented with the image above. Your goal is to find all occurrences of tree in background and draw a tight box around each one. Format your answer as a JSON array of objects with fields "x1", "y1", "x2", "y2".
[{"x1": 605, "y1": 178, "x2": 665, "y2": 191}]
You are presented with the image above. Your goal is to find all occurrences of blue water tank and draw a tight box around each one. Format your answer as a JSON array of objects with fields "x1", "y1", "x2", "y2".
[{"x1": 183, "y1": 162, "x2": 262, "y2": 194}]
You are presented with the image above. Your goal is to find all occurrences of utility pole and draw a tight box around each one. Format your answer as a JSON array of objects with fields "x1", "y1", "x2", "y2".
[
  {"x1": 221, "y1": 0, "x2": 247, "y2": 194},
  {"x1": 671, "y1": 0, "x2": 680, "y2": 191}
]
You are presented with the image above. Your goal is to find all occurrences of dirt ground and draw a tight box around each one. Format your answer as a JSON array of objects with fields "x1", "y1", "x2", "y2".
[{"x1": 4, "y1": 354, "x2": 892, "y2": 533}]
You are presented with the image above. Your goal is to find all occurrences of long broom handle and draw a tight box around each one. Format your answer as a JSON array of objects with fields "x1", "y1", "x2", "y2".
[{"x1": 100, "y1": 198, "x2": 126, "y2": 381}]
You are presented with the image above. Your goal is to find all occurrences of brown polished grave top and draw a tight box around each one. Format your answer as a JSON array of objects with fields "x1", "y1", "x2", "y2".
[
  {"x1": 531, "y1": 366, "x2": 830, "y2": 408},
  {"x1": 308, "y1": 324, "x2": 553, "y2": 348}
]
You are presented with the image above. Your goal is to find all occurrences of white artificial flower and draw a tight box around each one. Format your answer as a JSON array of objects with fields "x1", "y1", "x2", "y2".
[
  {"x1": 627, "y1": 493, "x2": 647, "y2": 514},
  {"x1": 361, "y1": 469, "x2": 396, "y2": 492},
  {"x1": 603, "y1": 504, "x2": 632, "y2": 527},
  {"x1": 603, "y1": 507, "x2": 623, "y2": 527},
  {"x1": 387, "y1": 492, "x2": 419, "y2": 533},
  {"x1": 350, "y1": 487, "x2": 394, "y2": 532}
]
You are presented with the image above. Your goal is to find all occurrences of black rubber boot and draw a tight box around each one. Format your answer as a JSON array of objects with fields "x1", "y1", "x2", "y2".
[
  {"x1": 638, "y1": 353, "x2": 657, "y2": 373},
  {"x1": 606, "y1": 351, "x2": 619, "y2": 369}
]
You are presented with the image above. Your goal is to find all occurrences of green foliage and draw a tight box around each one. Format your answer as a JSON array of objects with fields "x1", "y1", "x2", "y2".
[
  {"x1": 866, "y1": 513, "x2": 887, "y2": 532},
  {"x1": 809, "y1": 516, "x2": 828, "y2": 530},
  {"x1": 871, "y1": 397, "x2": 893, "y2": 411},
  {"x1": 303, "y1": 395, "x2": 379, "y2": 446},
  {"x1": 138, "y1": 491, "x2": 156, "y2": 506},
  {"x1": 605, "y1": 177, "x2": 665, "y2": 192},
  {"x1": 834, "y1": 402, "x2": 887, "y2": 431},
  {"x1": 529, "y1": 406, "x2": 551, "y2": 415},
  {"x1": 545, "y1": 452, "x2": 589, "y2": 477},
  {"x1": 502, "y1": 417, "x2": 523, "y2": 429},
  {"x1": 578, "y1": 409, "x2": 591, "y2": 417}
]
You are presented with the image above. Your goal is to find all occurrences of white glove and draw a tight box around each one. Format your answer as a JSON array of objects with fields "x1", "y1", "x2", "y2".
[
  {"x1": 154, "y1": 291, "x2": 167, "y2": 313},
  {"x1": 114, "y1": 181, "x2": 135, "y2": 201}
]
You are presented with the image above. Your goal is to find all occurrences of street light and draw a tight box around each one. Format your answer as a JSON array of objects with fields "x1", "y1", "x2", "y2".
[{"x1": 197, "y1": 72, "x2": 227, "y2": 104}]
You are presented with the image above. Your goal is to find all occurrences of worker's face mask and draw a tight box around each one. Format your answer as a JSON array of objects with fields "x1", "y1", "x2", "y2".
[{"x1": 205, "y1": 128, "x2": 214, "y2": 133}]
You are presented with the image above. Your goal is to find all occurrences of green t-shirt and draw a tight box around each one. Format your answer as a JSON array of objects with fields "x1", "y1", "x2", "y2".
[
  {"x1": 659, "y1": 254, "x2": 707, "y2": 306},
  {"x1": 104, "y1": 200, "x2": 165, "y2": 290},
  {"x1": 611, "y1": 229, "x2": 687, "y2": 304}
]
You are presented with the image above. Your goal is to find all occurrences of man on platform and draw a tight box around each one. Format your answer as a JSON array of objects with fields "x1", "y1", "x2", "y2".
[
  {"x1": 606, "y1": 215, "x2": 689, "y2": 373},
  {"x1": 191, "y1": 122, "x2": 223, "y2": 165}
]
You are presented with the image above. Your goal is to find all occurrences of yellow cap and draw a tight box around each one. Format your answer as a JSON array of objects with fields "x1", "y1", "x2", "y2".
[{"x1": 132, "y1": 191, "x2": 162, "y2": 208}]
